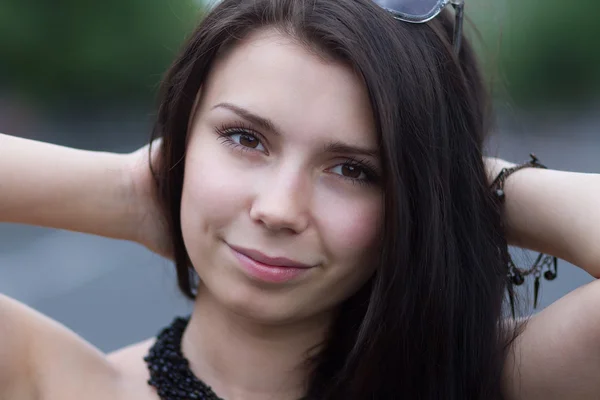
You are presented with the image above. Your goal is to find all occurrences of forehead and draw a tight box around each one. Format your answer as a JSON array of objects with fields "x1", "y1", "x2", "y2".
[{"x1": 199, "y1": 29, "x2": 377, "y2": 148}]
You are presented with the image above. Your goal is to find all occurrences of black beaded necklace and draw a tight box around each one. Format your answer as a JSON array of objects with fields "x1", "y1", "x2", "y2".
[{"x1": 144, "y1": 316, "x2": 225, "y2": 400}]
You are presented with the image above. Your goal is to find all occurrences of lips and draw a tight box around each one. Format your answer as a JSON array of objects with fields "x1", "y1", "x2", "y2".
[
  {"x1": 227, "y1": 243, "x2": 315, "y2": 284},
  {"x1": 227, "y1": 244, "x2": 313, "y2": 269}
]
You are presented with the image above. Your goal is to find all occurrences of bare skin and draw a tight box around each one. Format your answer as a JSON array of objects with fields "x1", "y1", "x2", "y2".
[
  {"x1": 1, "y1": 32, "x2": 600, "y2": 400},
  {"x1": 1, "y1": 160, "x2": 600, "y2": 400},
  {"x1": 0, "y1": 294, "x2": 155, "y2": 400},
  {"x1": 3, "y1": 278, "x2": 600, "y2": 400}
]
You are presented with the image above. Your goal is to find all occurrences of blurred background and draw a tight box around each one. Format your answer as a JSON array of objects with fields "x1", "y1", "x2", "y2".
[{"x1": 0, "y1": 0, "x2": 598, "y2": 352}]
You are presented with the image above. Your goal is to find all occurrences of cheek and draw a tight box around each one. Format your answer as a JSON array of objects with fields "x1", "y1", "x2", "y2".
[
  {"x1": 180, "y1": 138, "x2": 249, "y2": 238},
  {"x1": 316, "y1": 190, "x2": 382, "y2": 265}
]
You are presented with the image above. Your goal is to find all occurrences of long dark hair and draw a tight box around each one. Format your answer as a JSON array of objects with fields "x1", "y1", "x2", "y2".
[{"x1": 151, "y1": 0, "x2": 514, "y2": 398}]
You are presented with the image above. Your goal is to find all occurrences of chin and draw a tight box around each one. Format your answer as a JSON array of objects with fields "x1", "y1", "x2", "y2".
[
  {"x1": 231, "y1": 288, "x2": 303, "y2": 323},
  {"x1": 210, "y1": 277, "x2": 314, "y2": 325},
  {"x1": 232, "y1": 304, "x2": 299, "y2": 325}
]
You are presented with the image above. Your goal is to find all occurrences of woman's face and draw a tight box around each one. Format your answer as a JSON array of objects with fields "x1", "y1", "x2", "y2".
[{"x1": 181, "y1": 29, "x2": 383, "y2": 324}]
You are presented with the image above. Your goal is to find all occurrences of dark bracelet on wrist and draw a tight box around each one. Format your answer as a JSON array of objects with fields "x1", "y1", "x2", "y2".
[
  {"x1": 490, "y1": 153, "x2": 547, "y2": 203},
  {"x1": 490, "y1": 154, "x2": 558, "y2": 314}
]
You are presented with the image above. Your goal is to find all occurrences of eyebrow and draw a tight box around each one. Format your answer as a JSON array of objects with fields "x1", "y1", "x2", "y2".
[
  {"x1": 323, "y1": 141, "x2": 379, "y2": 159},
  {"x1": 212, "y1": 102, "x2": 280, "y2": 134},
  {"x1": 212, "y1": 102, "x2": 379, "y2": 159}
]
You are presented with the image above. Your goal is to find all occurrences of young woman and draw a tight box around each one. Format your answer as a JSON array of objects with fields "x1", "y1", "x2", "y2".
[{"x1": 1, "y1": 0, "x2": 600, "y2": 399}]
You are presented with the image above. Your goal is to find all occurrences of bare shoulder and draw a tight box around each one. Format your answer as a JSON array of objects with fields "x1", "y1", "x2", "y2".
[
  {"x1": 106, "y1": 338, "x2": 161, "y2": 399},
  {"x1": 504, "y1": 279, "x2": 600, "y2": 400},
  {"x1": 0, "y1": 293, "x2": 38, "y2": 399},
  {"x1": 108, "y1": 338, "x2": 155, "y2": 380},
  {"x1": 0, "y1": 294, "x2": 121, "y2": 400}
]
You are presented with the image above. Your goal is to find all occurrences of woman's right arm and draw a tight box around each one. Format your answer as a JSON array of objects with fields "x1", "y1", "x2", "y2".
[
  {"x1": 0, "y1": 292, "x2": 116, "y2": 400},
  {"x1": 0, "y1": 133, "x2": 138, "y2": 241},
  {"x1": 0, "y1": 133, "x2": 134, "y2": 398},
  {"x1": 0, "y1": 133, "x2": 166, "y2": 398},
  {"x1": 0, "y1": 294, "x2": 38, "y2": 399}
]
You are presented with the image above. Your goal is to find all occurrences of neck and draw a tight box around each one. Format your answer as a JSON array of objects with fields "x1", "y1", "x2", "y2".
[{"x1": 181, "y1": 287, "x2": 332, "y2": 400}]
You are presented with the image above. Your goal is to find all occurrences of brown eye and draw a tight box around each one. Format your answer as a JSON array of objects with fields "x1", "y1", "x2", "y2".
[
  {"x1": 328, "y1": 161, "x2": 378, "y2": 186},
  {"x1": 225, "y1": 131, "x2": 265, "y2": 152},
  {"x1": 239, "y1": 133, "x2": 259, "y2": 148},
  {"x1": 341, "y1": 164, "x2": 362, "y2": 179}
]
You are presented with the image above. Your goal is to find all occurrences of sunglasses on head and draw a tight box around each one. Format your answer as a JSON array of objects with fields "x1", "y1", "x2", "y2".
[{"x1": 373, "y1": 0, "x2": 465, "y2": 55}]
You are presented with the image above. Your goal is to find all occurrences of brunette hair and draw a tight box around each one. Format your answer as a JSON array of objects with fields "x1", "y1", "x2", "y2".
[{"x1": 151, "y1": 0, "x2": 514, "y2": 398}]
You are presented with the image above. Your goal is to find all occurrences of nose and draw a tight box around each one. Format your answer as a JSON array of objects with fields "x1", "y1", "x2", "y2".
[{"x1": 249, "y1": 167, "x2": 310, "y2": 234}]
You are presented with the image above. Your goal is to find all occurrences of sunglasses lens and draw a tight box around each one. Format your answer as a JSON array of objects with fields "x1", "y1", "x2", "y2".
[{"x1": 374, "y1": 0, "x2": 441, "y2": 18}]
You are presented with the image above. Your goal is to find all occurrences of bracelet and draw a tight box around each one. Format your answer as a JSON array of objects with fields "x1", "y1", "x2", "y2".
[
  {"x1": 490, "y1": 154, "x2": 558, "y2": 312},
  {"x1": 490, "y1": 153, "x2": 546, "y2": 203}
]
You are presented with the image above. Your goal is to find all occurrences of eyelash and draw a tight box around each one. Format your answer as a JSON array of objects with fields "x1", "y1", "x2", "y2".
[
  {"x1": 341, "y1": 157, "x2": 379, "y2": 186},
  {"x1": 215, "y1": 123, "x2": 265, "y2": 155},
  {"x1": 214, "y1": 123, "x2": 380, "y2": 186}
]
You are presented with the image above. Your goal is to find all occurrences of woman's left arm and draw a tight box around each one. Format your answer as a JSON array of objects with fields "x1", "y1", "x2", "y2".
[
  {"x1": 488, "y1": 158, "x2": 600, "y2": 398},
  {"x1": 486, "y1": 157, "x2": 600, "y2": 278}
]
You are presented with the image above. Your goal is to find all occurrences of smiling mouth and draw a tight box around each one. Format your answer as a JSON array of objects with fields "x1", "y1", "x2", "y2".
[
  {"x1": 226, "y1": 243, "x2": 316, "y2": 284},
  {"x1": 227, "y1": 244, "x2": 314, "y2": 269}
]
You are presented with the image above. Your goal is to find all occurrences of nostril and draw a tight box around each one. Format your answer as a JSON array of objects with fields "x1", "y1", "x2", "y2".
[{"x1": 250, "y1": 201, "x2": 309, "y2": 234}]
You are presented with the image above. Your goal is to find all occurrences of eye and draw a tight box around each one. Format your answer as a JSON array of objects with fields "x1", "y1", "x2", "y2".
[
  {"x1": 215, "y1": 125, "x2": 267, "y2": 153},
  {"x1": 328, "y1": 160, "x2": 379, "y2": 186},
  {"x1": 229, "y1": 131, "x2": 265, "y2": 151},
  {"x1": 330, "y1": 163, "x2": 367, "y2": 180}
]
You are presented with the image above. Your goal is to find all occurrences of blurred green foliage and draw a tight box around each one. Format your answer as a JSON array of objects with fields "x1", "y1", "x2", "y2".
[
  {"x1": 470, "y1": 0, "x2": 600, "y2": 108},
  {"x1": 1, "y1": 1, "x2": 599, "y2": 108},
  {"x1": 0, "y1": 0, "x2": 203, "y2": 106}
]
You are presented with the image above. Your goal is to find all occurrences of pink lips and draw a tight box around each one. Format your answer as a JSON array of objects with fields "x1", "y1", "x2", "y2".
[{"x1": 228, "y1": 244, "x2": 314, "y2": 283}]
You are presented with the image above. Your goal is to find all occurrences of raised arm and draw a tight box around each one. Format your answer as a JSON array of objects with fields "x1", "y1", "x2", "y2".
[
  {"x1": 486, "y1": 158, "x2": 600, "y2": 399},
  {"x1": 486, "y1": 157, "x2": 600, "y2": 278},
  {"x1": 0, "y1": 133, "x2": 135, "y2": 240},
  {"x1": 0, "y1": 133, "x2": 170, "y2": 256}
]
